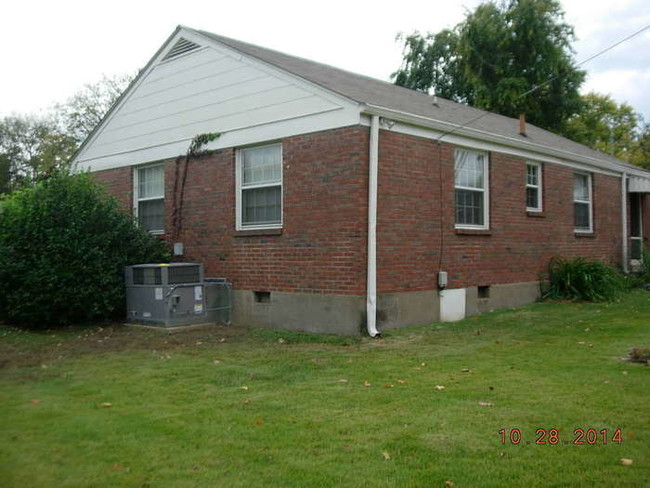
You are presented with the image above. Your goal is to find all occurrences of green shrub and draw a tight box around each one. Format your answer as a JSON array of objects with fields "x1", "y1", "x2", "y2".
[
  {"x1": 0, "y1": 173, "x2": 169, "y2": 328},
  {"x1": 542, "y1": 256, "x2": 626, "y2": 302}
]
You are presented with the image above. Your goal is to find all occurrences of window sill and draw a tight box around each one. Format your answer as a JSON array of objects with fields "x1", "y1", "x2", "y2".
[
  {"x1": 455, "y1": 228, "x2": 492, "y2": 236},
  {"x1": 574, "y1": 231, "x2": 595, "y2": 238},
  {"x1": 526, "y1": 211, "x2": 545, "y2": 218},
  {"x1": 234, "y1": 228, "x2": 283, "y2": 237}
]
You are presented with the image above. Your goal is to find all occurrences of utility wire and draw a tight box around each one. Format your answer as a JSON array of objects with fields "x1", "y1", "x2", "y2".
[{"x1": 435, "y1": 23, "x2": 650, "y2": 143}]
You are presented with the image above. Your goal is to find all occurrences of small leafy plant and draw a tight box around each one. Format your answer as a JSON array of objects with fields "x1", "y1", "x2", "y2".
[{"x1": 543, "y1": 257, "x2": 626, "y2": 302}]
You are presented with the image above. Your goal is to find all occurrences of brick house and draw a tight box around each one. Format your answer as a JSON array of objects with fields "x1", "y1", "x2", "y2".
[{"x1": 74, "y1": 26, "x2": 650, "y2": 335}]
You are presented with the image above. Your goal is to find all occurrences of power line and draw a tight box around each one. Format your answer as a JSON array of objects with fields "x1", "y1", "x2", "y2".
[{"x1": 435, "y1": 23, "x2": 650, "y2": 143}]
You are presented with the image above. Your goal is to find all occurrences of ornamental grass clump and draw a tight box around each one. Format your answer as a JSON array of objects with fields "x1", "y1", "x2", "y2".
[{"x1": 543, "y1": 257, "x2": 626, "y2": 302}]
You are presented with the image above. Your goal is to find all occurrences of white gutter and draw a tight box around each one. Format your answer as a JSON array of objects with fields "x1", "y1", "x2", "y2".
[
  {"x1": 621, "y1": 172, "x2": 628, "y2": 273},
  {"x1": 366, "y1": 115, "x2": 380, "y2": 337}
]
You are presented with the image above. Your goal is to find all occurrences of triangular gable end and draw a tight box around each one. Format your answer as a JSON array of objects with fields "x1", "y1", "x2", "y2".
[{"x1": 74, "y1": 27, "x2": 360, "y2": 172}]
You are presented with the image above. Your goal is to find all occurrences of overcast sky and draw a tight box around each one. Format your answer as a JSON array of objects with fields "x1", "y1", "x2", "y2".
[{"x1": 2, "y1": 0, "x2": 649, "y2": 121}]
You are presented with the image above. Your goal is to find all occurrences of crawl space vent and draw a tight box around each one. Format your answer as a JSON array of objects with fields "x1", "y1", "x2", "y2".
[{"x1": 163, "y1": 38, "x2": 201, "y2": 61}]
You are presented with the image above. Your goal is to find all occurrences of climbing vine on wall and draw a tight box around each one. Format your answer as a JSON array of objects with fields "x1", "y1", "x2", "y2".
[{"x1": 172, "y1": 132, "x2": 222, "y2": 241}]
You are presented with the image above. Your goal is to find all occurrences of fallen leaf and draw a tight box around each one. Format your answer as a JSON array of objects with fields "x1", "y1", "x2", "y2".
[
  {"x1": 578, "y1": 341, "x2": 586, "y2": 345},
  {"x1": 622, "y1": 371, "x2": 628, "y2": 376},
  {"x1": 219, "y1": 338, "x2": 226, "y2": 343},
  {"x1": 397, "y1": 380, "x2": 407, "y2": 385},
  {"x1": 603, "y1": 380, "x2": 610, "y2": 384},
  {"x1": 240, "y1": 386, "x2": 249, "y2": 391},
  {"x1": 435, "y1": 385, "x2": 445, "y2": 391},
  {"x1": 195, "y1": 341, "x2": 203, "y2": 345},
  {"x1": 461, "y1": 368, "x2": 471, "y2": 373},
  {"x1": 111, "y1": 464, "x2": 123, "y2": 471},
  {"x1": 445, "y1": 482, "x2": 455, "y2": 488},
  {"x1": 478, "y1": 401, "x2": 493, "y2": 407},
  {"x1": 212, "y1": 359, "x2": 222, "y2": 364},
  {"x1": 584, "y1": 328, "x2": 590, "y2": 332},
  {"x1": 277, "y1": 338, "x2": 286, "y2": 344},
  {"x1": 383, "y1": 383, "x2": 394, "y2": 388},
  {"x1": 31, "y1": 399, "x2": 41, "y2": 405},
  {"x1": 338, "y1": 379, "x2": 348, "y2": 383},
  {"x1": 100, "y1": 402, "x2": 113, "y2": 408},
  {"x1": 620, "y1": 458, "x2": 633, "y2": 466},
  {"x1": 255, "y1": 420, "x2": 264, "y2": 426},
  {"x1": 364, "y1": 381, "x2": 371, "y2": 387},
  {"x1": 382, "y1": 451, "x2": 391, "y2": 461}
]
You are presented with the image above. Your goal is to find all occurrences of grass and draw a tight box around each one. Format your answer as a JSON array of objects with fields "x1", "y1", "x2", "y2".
[{"x1": 1, "y1": 292, "x2": 649, "y2": 487}]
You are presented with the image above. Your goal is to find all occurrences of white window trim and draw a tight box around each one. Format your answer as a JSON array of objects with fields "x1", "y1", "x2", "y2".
[
  {"x1": 454, "y1": 148, "x2": 490, "y2": 230},
  {"x1": 526, "y1": 161, "x2": 543, "y2": 212},
  {"x1": 235, "y1": 143, "x2": 283, "y2": 231},
  {"x1": 133, "y1": 163, "x2": 165, "y2": 235},
  {"x1": 574, "y1": 172, "x2": 593, "y2": 234}
]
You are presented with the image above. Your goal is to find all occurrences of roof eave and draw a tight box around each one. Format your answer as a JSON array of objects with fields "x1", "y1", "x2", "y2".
[{"x1": 362, "y1": 103, "x2": 650, "y2": 179}]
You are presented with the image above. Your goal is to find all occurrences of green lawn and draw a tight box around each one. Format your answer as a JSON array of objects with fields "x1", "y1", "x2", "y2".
[{"x1": 1, "y1": 292, "x2": 649, "y2": 487}]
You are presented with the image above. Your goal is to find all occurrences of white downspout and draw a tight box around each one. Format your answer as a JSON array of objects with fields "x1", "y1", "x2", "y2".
[
  {"x1": 366, "y1": 115, "x2": 380, "y2": 337},
  {"x1": 621, "y1": 172, "x2": 628, "y2": 273}
]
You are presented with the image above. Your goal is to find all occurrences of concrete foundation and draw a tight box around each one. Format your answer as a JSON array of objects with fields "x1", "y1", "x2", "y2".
[
  {"x1": 465, "y1": 281, "x2": 541, "y2": 316},
  {"x1": 232, "y1": 290, "x2": 366, "y2": 335},
  {"x1": 231, "y1": 281, "x2": 543, "y2": 336}
]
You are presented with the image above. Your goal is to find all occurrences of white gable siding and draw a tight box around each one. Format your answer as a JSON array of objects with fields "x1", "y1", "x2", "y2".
[{"x1": 76, "y1": 34, "x2": 359, "y2": 172}]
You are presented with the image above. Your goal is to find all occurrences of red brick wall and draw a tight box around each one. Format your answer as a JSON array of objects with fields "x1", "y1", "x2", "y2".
[
  {"x1": 94, "y1": 125, "x2": 626, "y2": 297},
  {"x1": 95, "y1": 126, "x2": 369, "y2": 295},
  {"x1": 377, "y1": 130, "x2": 624, "y2": 292},
  {"x1": 92, "y1": 166, "x2": 132, "y2": 211}
]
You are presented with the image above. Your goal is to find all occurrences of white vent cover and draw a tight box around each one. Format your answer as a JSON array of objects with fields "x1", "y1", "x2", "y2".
[{"x1": 162, "y1": 37, "x2": 201, "y2": 61}]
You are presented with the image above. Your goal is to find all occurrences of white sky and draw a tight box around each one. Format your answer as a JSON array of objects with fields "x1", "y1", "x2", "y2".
[{"x1": 1, "y1": 0, "x2": 649, "y2": 120}]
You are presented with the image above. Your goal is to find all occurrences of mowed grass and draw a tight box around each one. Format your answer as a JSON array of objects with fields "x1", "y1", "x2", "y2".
[{"x1": 1, "y1": 292, "x2": 649, "y2": 487}]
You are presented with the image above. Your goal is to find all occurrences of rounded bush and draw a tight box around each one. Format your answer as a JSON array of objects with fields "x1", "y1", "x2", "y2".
[{"x1": 0, "y1": 173, "x2": 169, "y2": 328}]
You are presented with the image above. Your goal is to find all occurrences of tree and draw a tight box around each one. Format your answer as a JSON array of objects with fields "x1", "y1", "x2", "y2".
[
  {"x1": 393, "y1": 0, "x2": 585, "y2": 133},
  {"x1": 0, "y1": 173, "x2": 169, "y2": 328},
  {"x1": 563, "y1": 93, "x2": 642, "y2": 161},
  {"x1": 0, "y1": 74, "x2": 132, "y2": 194},
  {"x1": 0, "y1": 115, "x2": 77, "y2": 192},
  {"x1": 55, "y1": 73, "x2": 132, "y2": 144}
]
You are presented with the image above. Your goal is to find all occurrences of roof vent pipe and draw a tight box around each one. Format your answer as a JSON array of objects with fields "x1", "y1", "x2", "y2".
[{"x1": 519, "y1": 114, "x2": 527, "y2": 137}]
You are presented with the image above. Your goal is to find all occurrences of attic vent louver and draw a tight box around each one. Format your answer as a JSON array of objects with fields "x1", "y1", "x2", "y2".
[{"x1": 163, "y1": 37, "x2": 201, "y2": 61}]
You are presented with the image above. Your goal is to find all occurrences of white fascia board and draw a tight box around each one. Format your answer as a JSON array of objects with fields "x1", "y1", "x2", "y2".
[{"x1": 362, "y1": 105, "x2": 649, "y2": 179}]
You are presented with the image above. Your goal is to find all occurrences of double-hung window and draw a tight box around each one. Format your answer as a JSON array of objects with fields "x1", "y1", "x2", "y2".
[
  {"x1": 236, "y1": 144, "x2": 282, "y2": 230},
  {"x1": 455, "y1": 149, "x2": 489, "y2": 229},
  {"x1": 526, "y1": 162, "x2": 542, "y2": 212},
  {"x1": 134, "y1": 164, "x2": 164, "y2": 234},
  {"x1": 573, "y1": 173, "x2": 593, "y2": 233}
]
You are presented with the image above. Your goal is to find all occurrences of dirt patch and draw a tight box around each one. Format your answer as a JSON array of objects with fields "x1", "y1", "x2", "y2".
[{"x1": 0, "y1": 323, "x2": 248, "y2": 368}]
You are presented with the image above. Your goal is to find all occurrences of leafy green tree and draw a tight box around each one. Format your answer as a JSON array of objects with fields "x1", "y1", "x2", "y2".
[
  {"x1": 0, "y1": 173, "x2": 169, "y2": 329},
  {"x1": 563, "y1": 93, "x2": 641, "y2": 160},
  {"x1": 0, "y1": 74, "x2": 131, "y2": 194},
  {"x1": 0, "y1": 115, "x2": 77, "y2": 192},
  {"x1": 393, "y1": 0, "x2": 585, "y2": 133}
]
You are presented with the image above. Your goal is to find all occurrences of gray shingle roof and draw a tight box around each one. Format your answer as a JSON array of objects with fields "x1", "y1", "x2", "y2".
[{"x1": 194, "y1": 28, "x2": 648, "y2": 176}]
